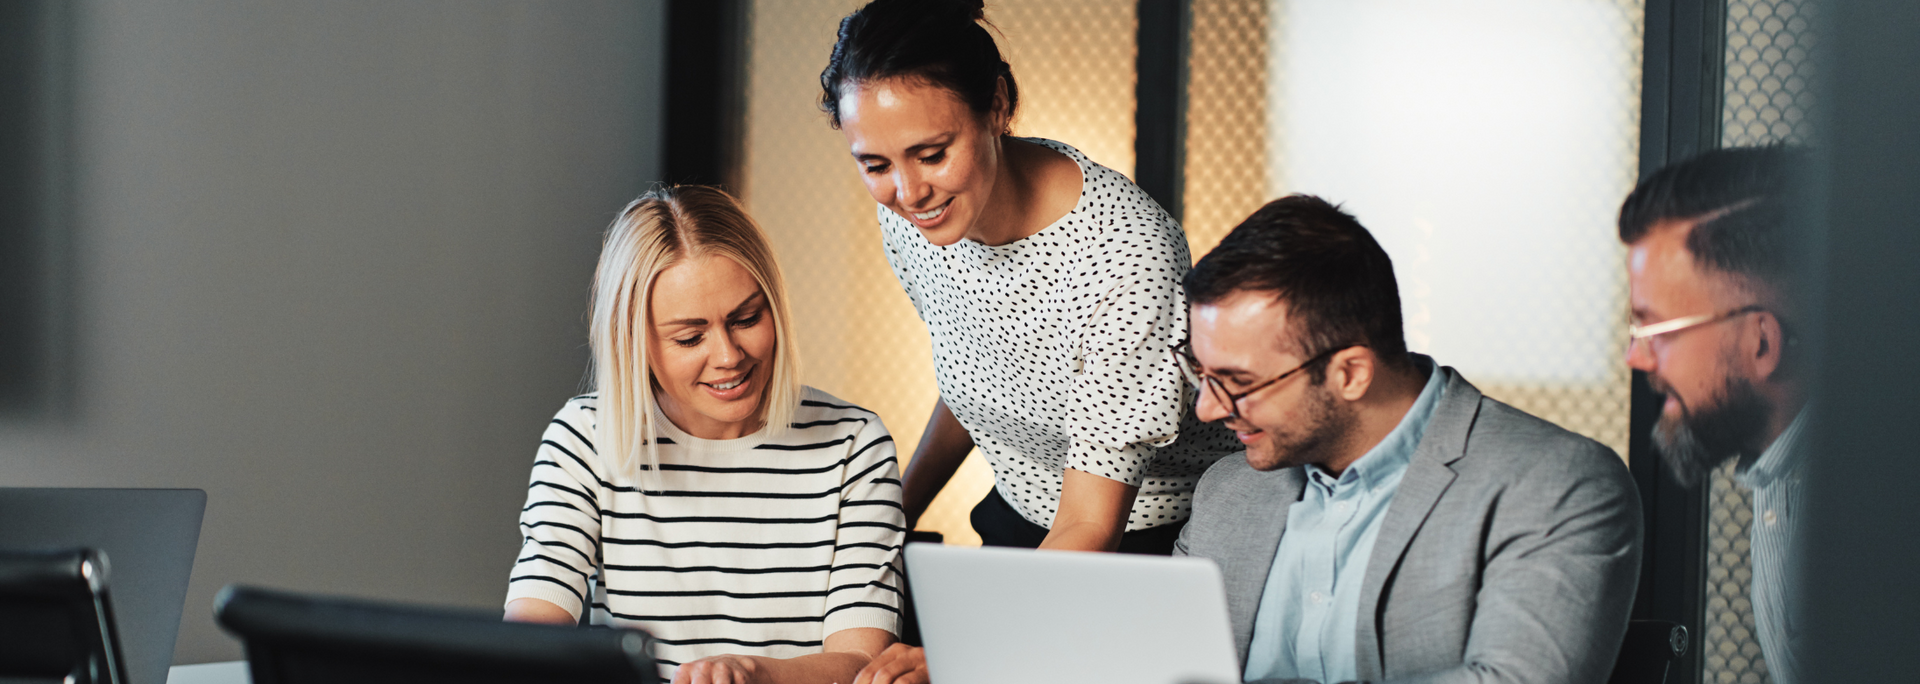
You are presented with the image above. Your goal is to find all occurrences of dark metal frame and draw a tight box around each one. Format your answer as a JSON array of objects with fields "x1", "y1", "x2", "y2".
[
  {"x1": 663, "y1": 0, "x2": 748, "y2": 192},
  {"x1": 0, "y1": 0, "x2": 74, "y2": 419},
  {"x1": 1808, "y1": 2, "x2": 1920, "y2": 679},
  {"x1": 1134, "y1": 0, "x2": 1190, "y2": 218},
  {"x1": 1630, "y1": 2, "x2": 1726, "y2": 683}
]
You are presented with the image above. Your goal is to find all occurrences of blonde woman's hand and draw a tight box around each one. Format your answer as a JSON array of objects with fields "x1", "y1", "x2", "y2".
[
  {"x1": 673, "y1": 654, "x2": 763, "y2": 684},
  {"x1": 851, "y1": 643, "x2": 929, "y2": 684}
]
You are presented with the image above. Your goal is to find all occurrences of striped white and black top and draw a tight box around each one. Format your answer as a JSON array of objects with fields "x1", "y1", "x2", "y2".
[{"x1": 506, "y1": 387, "x2": 905, "y2": 675}]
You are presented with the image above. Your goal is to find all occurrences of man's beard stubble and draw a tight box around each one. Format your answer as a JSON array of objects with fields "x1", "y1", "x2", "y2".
[
  {"x1": 1251, "y1": 378, "x2": 1355, "y2": 472},
  {"x1": 1649, "y1": 373, "x2": 1773, "y2": 487}
]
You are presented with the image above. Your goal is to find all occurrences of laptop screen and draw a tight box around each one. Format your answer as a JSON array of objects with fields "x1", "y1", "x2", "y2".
[{"x1": 0, "y1": 488, "x2": 206, "y2": 684}]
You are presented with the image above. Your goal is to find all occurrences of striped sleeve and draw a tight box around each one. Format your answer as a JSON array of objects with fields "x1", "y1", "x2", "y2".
[
  {"x1": 823, "y1": 412, "x2": 907, "y2": 637},
  {"x1": 505, "y1": 397, "x2": 605, "y2": 619}
]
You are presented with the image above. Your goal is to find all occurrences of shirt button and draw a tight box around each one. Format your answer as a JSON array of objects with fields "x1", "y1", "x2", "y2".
[
  {"x1": 1309, "y1": 591, "x2": 1325, "y2": 604},
  {"x1": 1334, "y1": 501, "x2": 1351, "y2": 514},
  {"x1": 1764, "y1": 509, "x2": 1778, "y2": 526}
]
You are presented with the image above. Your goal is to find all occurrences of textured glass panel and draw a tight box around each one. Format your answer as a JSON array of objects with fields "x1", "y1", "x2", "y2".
[
  {"x1": 1261, "y1": 0, "x2": 1643, "y2": 458},
  {"x1": 738, "y1": 0, "x2": 1137, "y2": 546},
  {"x1": 1705, "y1": 460, "x2": 1770, "y2": 684},
  {"x1": 1723, "y1": 0, "x2": 1818, "y2": 147},
  {"x1": 1182, "y1": 0, "x2": 1271, "y2": 256},
  {"x1": 992, "y1": 0, "x2": 1140, "y2": 177},
  {"x1": 1703, "y1": 2, "x2": 1817, "y2": 681}
]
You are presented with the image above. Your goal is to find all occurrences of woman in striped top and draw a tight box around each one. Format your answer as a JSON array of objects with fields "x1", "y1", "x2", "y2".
[{"x1": 505, "y1": 186, "x2": 905, "y2": 684}]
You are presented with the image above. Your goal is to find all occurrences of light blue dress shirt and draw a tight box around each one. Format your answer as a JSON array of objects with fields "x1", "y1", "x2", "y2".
[
  {"x1": 1738, "y1": 407, "x2": 1808, "y2": 684},
  {"x1": 1243, "y1": 358, "x2": 1446, "y2": 683}
]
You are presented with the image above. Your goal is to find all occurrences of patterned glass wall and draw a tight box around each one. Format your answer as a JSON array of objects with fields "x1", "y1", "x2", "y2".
[
  {"x1": 1182, "y1": 0, "x2": 1271, "y2": 256},
  {"x1": 1722, "y1": 0, "x2": 1818, "y2": 147},
  {"x1": 738, "y1": 0, "x2": 1138, "y2": 546},
  {"x1": 1248, "y1": 0, "x2": 1644, "y2": 460},
  {"x1": 1705, "y1": 459, "x2": 1769, "y2": 684},
  {"x1": 993, "y1": 1, "x2": 1141, "y2": 177},
  {"x1": 1703, "y1": 2, "x2": 1817, "y2": 681}
]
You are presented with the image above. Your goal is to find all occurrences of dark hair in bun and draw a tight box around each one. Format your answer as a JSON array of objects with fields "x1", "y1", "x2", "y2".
[{"x1": 819, "y1": 0, "x2": 1019, "y2": 130}]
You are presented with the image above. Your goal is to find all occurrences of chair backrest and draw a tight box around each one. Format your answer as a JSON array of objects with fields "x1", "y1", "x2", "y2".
[
  {"x1": 215, "y1": 585, "x2": 659, "y2": 684},
  {"x1": 0, "y1": 548, "x2": 128, "y2": 684},
  {"x1": 1608, "y1": 619, "x2": 1691, "y2": 684}
]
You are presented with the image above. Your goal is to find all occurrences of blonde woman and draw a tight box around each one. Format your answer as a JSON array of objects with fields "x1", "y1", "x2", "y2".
[{"x1": 504, "y1": 186, "x2": 904, "y2": 684}]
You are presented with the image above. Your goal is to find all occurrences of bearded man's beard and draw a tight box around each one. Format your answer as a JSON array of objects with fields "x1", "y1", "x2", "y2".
[{"x1": 1650, "y1": 374, "x2": 1772, "y2": 487}]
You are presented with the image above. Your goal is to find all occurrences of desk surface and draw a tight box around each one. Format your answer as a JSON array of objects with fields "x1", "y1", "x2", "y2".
[{"x1": 167, "y1": 661, "x2": 250, "y2": 684}]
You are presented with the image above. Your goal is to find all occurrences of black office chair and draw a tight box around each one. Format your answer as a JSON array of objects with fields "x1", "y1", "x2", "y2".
[
  {"x1": 1608, "y1": 620, "x2": 1690, "y2": 684},
  {"x1": 215, "y1": 585, "x2": 659, "y2": 684},
  {"x1": 0, "y1": 548, "x2": 128, "y2": 684}
]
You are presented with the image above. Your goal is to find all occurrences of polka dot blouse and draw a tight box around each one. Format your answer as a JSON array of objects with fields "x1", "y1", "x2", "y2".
[{"x1": 878, "y1": 138, "x2": 1241, "y2": 532}]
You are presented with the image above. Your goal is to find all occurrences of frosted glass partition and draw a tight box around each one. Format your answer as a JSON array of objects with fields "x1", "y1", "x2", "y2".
[
  {"x1": 1270, "y1": 0, "x2": 1643, "y2": 456},
  {"x1": 1703, "y1": 2, "x2": 1818, "y2": 681}
]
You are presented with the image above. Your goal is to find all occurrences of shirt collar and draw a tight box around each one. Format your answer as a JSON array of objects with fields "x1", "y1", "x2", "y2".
[
  {"x1": 1308, "y1": 354, "x2": 1446, "y2": 493},
  {"x1": 1739, "y1": 405, "x2": 1811, "y2": 488}
]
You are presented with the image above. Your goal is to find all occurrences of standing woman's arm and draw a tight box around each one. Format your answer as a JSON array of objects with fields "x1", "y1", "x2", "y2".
[
  {"x1": 1049, "y1": 237, "x2": 1199, "y2": 551},
  {"x1": 1040, "y1": 469, "x2": 1139, "y2": 551},
  {"x1": 899, "y1": 398, "x2": 975, "y2": 528}
]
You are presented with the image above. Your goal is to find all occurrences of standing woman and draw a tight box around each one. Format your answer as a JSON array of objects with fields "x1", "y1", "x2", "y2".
[{"x1": 821, "y1": 0, "x2": 1239, "y2": 557}]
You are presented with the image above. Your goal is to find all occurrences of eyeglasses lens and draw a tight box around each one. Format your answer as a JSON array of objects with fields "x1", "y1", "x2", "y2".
[{"x1": 1178, "y1": 343, "x2": 1239, "y2": 420}]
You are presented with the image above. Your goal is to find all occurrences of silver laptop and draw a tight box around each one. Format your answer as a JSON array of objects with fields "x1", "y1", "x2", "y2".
[
  {"x1": 906, "y1": 543, "x2": 1242, "y2": 684},
  {"x1": 0, "y1": 488, "x2": 207, "y2": 684}
]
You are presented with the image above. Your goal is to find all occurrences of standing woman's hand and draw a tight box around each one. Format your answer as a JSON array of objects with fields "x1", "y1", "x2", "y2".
[
  {"x1": 1039, "y1": 468, "x2": 1139, "y2": 552},
  {"x1": 852, "y1": 643, "x2": 930, "y2": 684}
]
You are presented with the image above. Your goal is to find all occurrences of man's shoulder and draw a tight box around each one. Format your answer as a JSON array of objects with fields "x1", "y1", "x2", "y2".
[
  {"x1": 1194, "y1": 452, "x2": 1262, "y2": 494},
  {"x1": 1443, "y1": 390, "x2": 1635, "y2": 514},
  {"x1": 1453, "y1": 394, "x2": 1626, "y2": 483},
  {"x1": 1189, "y1": 454, "x2": 1299, "y2": 519},
  {"x1": 1178, "y1": 454, "x2": 1294, "y2": 561}
]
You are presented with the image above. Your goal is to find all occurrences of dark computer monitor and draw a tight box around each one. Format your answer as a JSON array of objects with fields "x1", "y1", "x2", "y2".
[
  {"x1": 0, "y1": 488, "x2": 205, "y2": 684},
  {"x1": 215, "y1": 586, "x2": 659, "y2": 684},
  {"x1": 0, "y1": 548, "x2": 129, "y2": 684}
]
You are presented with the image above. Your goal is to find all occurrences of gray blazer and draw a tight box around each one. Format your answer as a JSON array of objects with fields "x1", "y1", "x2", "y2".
[{"x1": 1174, "y1": 367, "x2": 1641, "y2": 684}]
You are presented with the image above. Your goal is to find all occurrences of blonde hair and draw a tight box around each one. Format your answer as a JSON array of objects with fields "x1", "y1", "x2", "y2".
[{"x1": 589, "y1": 186, "x2": 802, "y2": 485}]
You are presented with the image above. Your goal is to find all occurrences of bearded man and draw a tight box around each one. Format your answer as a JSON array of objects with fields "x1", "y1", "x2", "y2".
[
  {"x1": 1620, "y1": 145, "x2": 1810, "y2": 684},
  {"x1": 1173, "y1": 195, "x2": 1641, "y2": 684}
]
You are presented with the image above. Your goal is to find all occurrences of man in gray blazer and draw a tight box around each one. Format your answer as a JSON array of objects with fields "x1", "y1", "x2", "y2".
[{"x1": 1173, "y1": 195, "x2": 1642, "y2": 684}]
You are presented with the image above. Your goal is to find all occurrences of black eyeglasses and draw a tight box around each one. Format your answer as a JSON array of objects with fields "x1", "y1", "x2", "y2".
[{"x1": 1172, "y1": 341, "x2": 1360, "y2": 421}]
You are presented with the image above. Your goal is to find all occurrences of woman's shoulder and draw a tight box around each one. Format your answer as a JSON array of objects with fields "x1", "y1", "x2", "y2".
[
  {"x1": 789, "y1": 386, "x2": 882, "y2": 428},
  {"x1": 1023, "y1": 138, "x2": 1189, "y2": 263},
  {"x1": 1026, "y1": 138, "x2": 1167, "y2": 218},
  {"x1": 770, "y1": 388, "x2": 893, "y2": 468},
  {"x1": 550, "y1": 393, "x2": 600, "y2": 430}
]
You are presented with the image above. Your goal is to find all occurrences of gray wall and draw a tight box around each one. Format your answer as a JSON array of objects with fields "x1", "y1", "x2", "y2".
[{"x1": 0, "y1": 0, "x2": 665, "y2": 664}]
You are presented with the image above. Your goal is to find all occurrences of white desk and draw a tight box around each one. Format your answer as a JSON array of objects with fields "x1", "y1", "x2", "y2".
[{"x1": 167, "y1": 661, "x2": 250, "y2": 684}]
